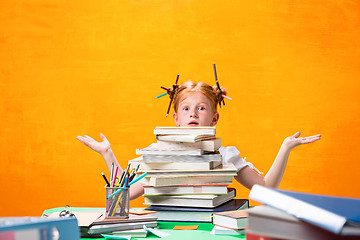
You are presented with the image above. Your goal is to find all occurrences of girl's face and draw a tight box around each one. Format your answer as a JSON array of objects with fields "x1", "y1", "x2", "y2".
[{"x1": 173, "y1": 91, "x2": 219, "y2": 127}]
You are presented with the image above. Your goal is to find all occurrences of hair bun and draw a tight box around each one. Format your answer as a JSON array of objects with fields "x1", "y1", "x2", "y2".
[{"x1": 213, "y1": 85, "x2": 227, "y2": 107}]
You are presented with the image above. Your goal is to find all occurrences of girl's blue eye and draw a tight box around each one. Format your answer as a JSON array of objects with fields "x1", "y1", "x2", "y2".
[
  {"x1": 198, "y1": 107, "x2": 205, "y2": 110},
  {"x1": 184, "y1": 107, "x2": 189, "y2": 111}
]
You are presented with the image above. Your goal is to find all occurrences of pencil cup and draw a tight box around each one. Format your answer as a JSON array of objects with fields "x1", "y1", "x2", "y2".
[{"x1": 105, "y1": 187, "x2": 130, "y2": 219}]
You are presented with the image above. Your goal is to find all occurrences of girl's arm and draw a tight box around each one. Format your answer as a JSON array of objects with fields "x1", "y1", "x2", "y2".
[
  {"x1": 76, "y1": 133, "x2": 144, "y2": 199},
  {"x1": 234, "y1": 132, "x2": 321, "y2": 189}
]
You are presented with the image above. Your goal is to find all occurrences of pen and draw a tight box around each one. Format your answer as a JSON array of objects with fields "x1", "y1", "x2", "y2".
[
  {"x1": 166, "y1": 74, "x2": 179, "y2": 117},
  {"x1": 107, "y1": 172, "x2": 148, "y2": 199},
  {"x1": 112, "y1": 166, "x2": 119, "y2": 187},
  {"x1": 119, "y1": 163, "x2": 131, "y2": 187},
  {"x1": 101, "y1": 172, "x2": 110, "y2": 187},
  {"x1": 213, "y1": 63, "x2": 226, "y2": 107},
  {"x1": 128, "y1": 172, "x2": 147, "y2": 186},
  {"x1": 155, "y1": 92, "x2": 168, "y2": 99},
  {"x1": 222, "y1": 95, "x2": 232, "y2": 100},
  {"x1": 110, "y1": 163, "x2": 114, "y2": 186},
  {"x1": 118, "y1": 171, "x2": 126, "y2": 188}
]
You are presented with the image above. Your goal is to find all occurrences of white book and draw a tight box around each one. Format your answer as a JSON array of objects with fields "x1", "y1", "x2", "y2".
[
  {"x1": 156, "y1": 134, "x2": 215, "y2": 143},
  {"x1": 145, "y1": 174, "x2": 234, "y2": 187},
  {"x1": 210, "y1": 225, "x2": 245, "y2": 235},
  {"x1": 156, "y1": 138, "x2": 221, "y2": 152},
  {"x1": 130, "y1": 157, "x2": 222, "y2": 171},
  {"x1": 144, "y1": 184, "x2": 229, "y2": 196},
  {"x1": 136, "y1": 143, "x2": 204, "y2": 156},
  {"x1": 154, "y1": 126, "x2": 216, "y2": 135},
  {"x1": 104, "y1": 228, "x2": 148, "y2": 238},
  {"x1": 87, "y1": 221, "x2": 158, "y2": 234},
  {"x1": 142, "y1": 153, "x2": 222, "y2": 163},
  {"x1": 144, "y1": 188, "x2": 236, "y2": 208},
  {"x1": 144, "y1": 164, "x2": 237, "y2": 177}
]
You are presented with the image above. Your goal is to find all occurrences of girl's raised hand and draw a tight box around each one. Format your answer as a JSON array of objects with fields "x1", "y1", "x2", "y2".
[
  {"x1": 76, "y1": 133, "x2": 111, "y2": 155},
  {"x1": 283, "y1": 132, "x2": 321, "y2": 150}
]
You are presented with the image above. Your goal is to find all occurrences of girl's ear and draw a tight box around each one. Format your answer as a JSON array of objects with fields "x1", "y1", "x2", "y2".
[
  {"x1": 173, "y1": 112, "x2": 180, "y2": 126},
  {"x1": 211, "y1": 112, "x2": 220, "y2": 126}
]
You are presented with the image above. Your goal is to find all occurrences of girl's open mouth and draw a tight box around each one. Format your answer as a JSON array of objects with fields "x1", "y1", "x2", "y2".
[{"x1": 188, "y1": 121, "x2": 199, "y2": 126}]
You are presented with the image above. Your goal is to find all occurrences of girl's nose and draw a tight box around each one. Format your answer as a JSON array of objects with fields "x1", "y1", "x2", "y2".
[{"x1": 190, "y1": 109, "x2": 198, "y2": 118}]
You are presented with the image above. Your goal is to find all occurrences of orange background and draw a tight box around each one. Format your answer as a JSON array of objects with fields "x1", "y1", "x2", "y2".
[{"x1": 1, "y1": 0, "x2": 359, "y2": 216}]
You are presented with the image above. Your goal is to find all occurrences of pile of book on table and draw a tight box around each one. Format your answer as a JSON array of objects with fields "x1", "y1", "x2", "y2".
[
  {"x1": 45, "y1": 209, "x2": 157, "y2": 238},
  {"x1": 129, "y1": 126, "x2": 249, "y2": 225},
  {"x1": 246, "y1": 184, "x2": 360, "y2": 240}
]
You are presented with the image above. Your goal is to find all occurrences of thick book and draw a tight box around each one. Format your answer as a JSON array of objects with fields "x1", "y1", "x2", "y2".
[
  {"x1": 86, "y1": 221, "x2": 157, "y2": 234},
  {"x1": 154, "y1": 126, "x2": 216, "y2": 135},
  {"x1": 156, "y1": 134, "x2": 215, "y2": 143},
  {"x1": 130, "y1": 156, "x2": 221, "y2": 171},
  {"x1": 144, "y1": 188, "x2": 236, "y2": 208},
  {"x1": 249, "y1": 184, "x2": 360, "y2": 236},
  {"x1": 212, "y1": 209, "x2": 248, "y2": 230},
  {"x1": 246, "y1": 205, "x2": 360, "y2": 240},
  {"x1": 143, "y1": 184, "x2": 229, "y2": 196},
  {"x1": 157, "y1": 138, "x2": 221, "y2": 151},
  {"x1": 84, "y1": 214, "x2": 158, "y2": 235},
  {"x1": 143, "y1": 164, "x2": 237, "y2": 177},
  {"x1": 145, "y1": 199, "x2": 249, "y2": 222},
  {"x1": 136, "y1": 143, "x2": 204, "y2": 156},
  {"x1": 90, "y1": 214, "x2": 157, "y2": 226},
  {"x1": 145, "y1": 173, "x2": 234, "y2": 187},
  {"x1": 101, "y1": 228, "x2": 148, "y2": 238},
  {"x1": 142, "y1": 152, "x2": 222, "y2": 163},
  {"x1": 135, "y1": 159, "x2": 222, "y2": 171}
]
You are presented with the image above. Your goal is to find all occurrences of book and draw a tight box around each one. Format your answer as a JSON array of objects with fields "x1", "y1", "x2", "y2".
[
  {"x1": 86, "y1": 221, "x2": 157, "y2": 235},
  {"x1": 145, "y1": 173, "x2": 234, "y2": 187},
  {"x1": 157, "y1": 138, "x2": 221, "y2": 151},
  {"x1": 156, "y1": 134, "x2": 215, "y2": 143},
  {"x1": 144, "y1": 188, "x2": 236, "y2": 208},
  {"x1": 141, "y1": 152, "x2": 222, "y2": 163},
  {"x1": 133, "y1": 159, "x2": 222, "y2": 171},
  {"x1": 212, "y1": 209, "x2": 248, "y2": 230},
  {"x1": 143, "y1": 164, "x2": 237, "y2": 177},
  {"x1": 246, "y1": 205, "x2": 360, "y2": 240},
  {"x1": 101, "y1": 228, "x2": 148, "y2": 238},
  {"x1": 144, "y1": 184, "x2": 229, "y2": 196},
  {"x1": 154, "y1": 126, "x2": 216, "y2": 135},
  {"x1": 145, "y1": 199, "x2": 249, "y2": 222},
  {"x1": 249, "y1": 184, "x2": 360, "y2": 236},
  {"x1": 210, "y1": 225, "x2": 245, "y2": 235},
  {"x1": 136, "y1": 143, "x2": 204, "y2": 155},
  {"x1": 82, "y1": 213, "x2": 158, "y2": 235}
]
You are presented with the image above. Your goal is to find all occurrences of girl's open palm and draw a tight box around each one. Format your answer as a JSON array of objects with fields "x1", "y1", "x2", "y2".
[
  {"x1": 284, "y1": 132, "x2": 321, "y2": 150},
  {"x1": 76, "y1": 133, "x2": 111, "y2": 155}
]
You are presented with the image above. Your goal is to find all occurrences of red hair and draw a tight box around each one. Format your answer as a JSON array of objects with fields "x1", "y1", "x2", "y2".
[{"x1": 172, "y1": 81, "x2": 227, "y2": 113}]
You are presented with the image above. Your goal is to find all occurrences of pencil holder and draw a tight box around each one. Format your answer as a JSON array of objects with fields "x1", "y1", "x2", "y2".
[{"x1": 105, "y1": 187, "x2": 130, "y2": 219}]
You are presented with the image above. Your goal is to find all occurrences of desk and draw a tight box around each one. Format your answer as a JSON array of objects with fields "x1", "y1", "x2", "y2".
[{"x1": 43, "y1": 207, "x2": 245, "y2": 240}]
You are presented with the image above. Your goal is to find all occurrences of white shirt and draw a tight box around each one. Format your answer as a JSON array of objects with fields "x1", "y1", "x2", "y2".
[{"x1": 219, "y1": 146, "x2": 263, "y2": 174}]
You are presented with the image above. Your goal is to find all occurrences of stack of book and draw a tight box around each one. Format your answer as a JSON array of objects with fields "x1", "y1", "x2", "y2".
[
  {"x1": 247, "y1": 184, "x2": 360, "y2": 240},
  {"x1": 45, "y1": 209, "x2": 157, "y2": 238},
  {"x1": 79, "y1": 212, "x2": 157, "y2": 238},
  {"x1": 130, "y1": 126, "x2": 249, "y2": 222}
]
